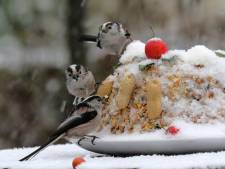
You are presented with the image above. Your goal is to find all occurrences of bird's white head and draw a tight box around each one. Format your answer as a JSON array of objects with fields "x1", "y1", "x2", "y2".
[
  {"x1": 96, "y1": 21, "x2": 131, "y2": 53},
  {"x1": 65, "y1": 64, "x2": 96, "y2": 97},
  {"x1": 65, "y1": 64, "x2": 88, "y2": 81}
]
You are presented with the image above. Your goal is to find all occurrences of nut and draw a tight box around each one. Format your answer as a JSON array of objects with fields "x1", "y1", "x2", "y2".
[{"x1": 207, "y1": 91, "x2": 214, "y2": 99}]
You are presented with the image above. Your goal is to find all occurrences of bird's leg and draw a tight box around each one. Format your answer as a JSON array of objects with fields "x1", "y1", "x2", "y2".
[
  {"x1": 84, "y1": 135, "x2": 99, "y2": 145},
  {"x1": 77, "y1": 137, "x2": 87, "y2": 146},
  {"x1": 77, "y1": 135, "x2": 99, "y2": 145}
]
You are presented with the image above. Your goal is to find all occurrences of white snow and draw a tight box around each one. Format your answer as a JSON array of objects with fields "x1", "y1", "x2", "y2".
[
  {"x1": 1, "y1": 144, "x2": 225, "y2": 169},
  {"x1": 95, "y1": 120, "x2": 225, "y2": 142},
  {"x1": 162, "y1": 49, "x2": 186, "y2": 60},
  {"x1": 181, "y1": 45, "x2": 218, "y2": 66},
  {"x1": 119, "y1": 40, "x2": 146, "y2": 64},
  {"x1": 81, "y1": 152, "x2": 225, "y2": 169},
  {"x1": 0, "y1": 144, "x2": 90, "y2": 169}
]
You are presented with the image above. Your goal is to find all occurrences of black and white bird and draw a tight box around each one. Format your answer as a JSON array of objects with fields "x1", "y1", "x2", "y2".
[
  {"x1": 19, "y1": 95, "x2": 104, "y2": 161},
  {"x1": 79, "y1": 21, "x2": 132, "y2": 56},
  {"x1": 65, "y1": 64, "x2": 96, "y2": 105}
]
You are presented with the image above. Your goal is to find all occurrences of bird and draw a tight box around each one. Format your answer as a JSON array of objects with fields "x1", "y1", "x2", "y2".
[
  {"x1": 65, "y1": 64, "x2": 97, "y2": 107},
  {"x1": 79, "y1": 21, "x2": 132, "y2": 56},
  {"x1": 19, "y1": 95, "x2": 104, "y2": 161},
  {"x1": 65, "y1": 64, "x2": 96, "y2": 105}
]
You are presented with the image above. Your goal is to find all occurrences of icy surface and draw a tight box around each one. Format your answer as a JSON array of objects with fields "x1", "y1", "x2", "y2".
[{"x1": 1, "y1": 144, "x2": 225, "y2": 169}]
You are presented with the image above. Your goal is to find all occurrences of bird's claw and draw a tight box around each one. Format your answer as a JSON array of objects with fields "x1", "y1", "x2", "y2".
[
  {"x1": 89, "y1": 135, "x2": 99, "y2": 145},
  {"x1": 77, "y1": 137, "x2": 86, "y2": 146},
  {"x1": 77, "y1": 135, "x2": 99, "y2": 146}
]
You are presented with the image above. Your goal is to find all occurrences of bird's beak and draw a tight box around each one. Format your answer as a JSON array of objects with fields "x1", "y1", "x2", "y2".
[
  {"x1": 72, "y1": 75, "x2": 79, "y2": 81},
  {"x1": 125, "y1": 30, "x2": 131, "y2": 38}
]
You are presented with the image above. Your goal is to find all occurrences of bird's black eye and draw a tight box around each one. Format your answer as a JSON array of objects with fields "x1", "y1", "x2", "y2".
[
  {"x1": 68, "y1": 73, "x2": 72, "y2": 77},
  {"x1": 108, "y1": 26, "x2": 112, "y2": 29},
  {"x1": 75, "y1": 65, "x2": 81, "y2": 72},
  {"x1": 67, "y1": 67, "x2": 73, "y2": 74}
]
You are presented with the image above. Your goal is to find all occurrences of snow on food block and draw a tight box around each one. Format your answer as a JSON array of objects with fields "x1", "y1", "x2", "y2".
[{"x1": 97, "y1": 42, "x2": 225, "y2": 134}]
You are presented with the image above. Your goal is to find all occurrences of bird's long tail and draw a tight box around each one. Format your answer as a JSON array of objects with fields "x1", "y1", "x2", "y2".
[{"x1": 19, "y1": 134, "x2": 64, "y2": 161}]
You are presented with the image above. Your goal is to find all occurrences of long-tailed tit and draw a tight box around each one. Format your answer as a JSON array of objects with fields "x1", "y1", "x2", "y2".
[
  {"x1": 65, "y1": 64, "x2": 96, "y2": 98},
  {"x1": 79, "y1": 21, "x2": 132, "y2": 56},
  {"x1": 19, "y1": 95, "x2": 104, "y2": 161}
]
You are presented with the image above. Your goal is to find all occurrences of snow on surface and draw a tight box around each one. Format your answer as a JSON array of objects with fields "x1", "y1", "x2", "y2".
[
  {"x1": 0, "y1": 144, "x2": 90, "y2": 169},
  {"x1": 1, "y1": 144, "x2": 225, "y2": 169},
  {"x1": 96, "y1": 120, "x2": 225, "y2": 141},
  {"x1": 119, "y1": 40, "x2": 146, "y2": 64},
  {"x1": 162, "y1": 49, "x2": 186, "y2": 60},
  {"x1": 181, "y1": 45, "x2": 218, "y2": 66}
]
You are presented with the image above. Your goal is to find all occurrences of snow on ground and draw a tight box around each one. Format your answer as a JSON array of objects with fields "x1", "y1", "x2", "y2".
[
  {"x1": 1, "y1": 144, "x2": 225, "y2": 169},
  {"x1": 0, "y1": 144, "x2": 90, "y2": 169}
]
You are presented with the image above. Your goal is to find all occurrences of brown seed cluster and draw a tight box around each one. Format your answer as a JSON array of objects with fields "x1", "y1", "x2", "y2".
[{"x1": 99, "y1": 86, "x2": 165, "y2": 134}]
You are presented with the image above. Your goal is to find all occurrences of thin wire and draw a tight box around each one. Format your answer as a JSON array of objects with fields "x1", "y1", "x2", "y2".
[
  {"x1": 139, "y1": 0, "x2": 156, "y2": 38},
  {"x1": 149, "y1": 25, "x2": 155, "y2": 38}
]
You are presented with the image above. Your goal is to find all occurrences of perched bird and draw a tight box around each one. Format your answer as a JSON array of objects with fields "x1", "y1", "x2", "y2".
[
  {"x1": 65, "y1": 64, "x2": 96, "y2": 99},
  {"x1": 19, "y1": 95, "x2": 104, "y2": 161},
  {"x1": 79, "y1": 21, "x2": 132, "y2": 56}
]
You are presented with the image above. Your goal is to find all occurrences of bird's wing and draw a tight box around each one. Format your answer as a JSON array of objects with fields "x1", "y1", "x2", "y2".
[
  {"x1": 67, "y1": 102, "x2": 89, "y2": 117},
  {"x1": 54, "y1": 110, "x2": 97, "y2": 137},
  {"x1": 19, "y1": 110, "x2": 97, "y2": 161}
]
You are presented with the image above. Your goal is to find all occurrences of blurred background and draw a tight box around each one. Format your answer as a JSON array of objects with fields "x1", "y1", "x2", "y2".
[{"x1": 0, "y1": 0, "x2": 225, "y2": 149}]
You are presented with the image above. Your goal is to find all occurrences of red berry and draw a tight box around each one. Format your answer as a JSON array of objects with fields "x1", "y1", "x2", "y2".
[
  {"x1": 72, "y1": 157, "x2": 85, "y2": 169},
  {"x1": 145, "y1": 38, "x2": 168, "y2": 59},
  {"x1": 166, "y1": 126, "x2": 180, "y2": 135}
]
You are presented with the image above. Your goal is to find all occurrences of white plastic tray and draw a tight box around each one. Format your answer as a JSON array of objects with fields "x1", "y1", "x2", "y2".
[{"x1": 78, "y1": 137, "x2": 225, "y2": 155}]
